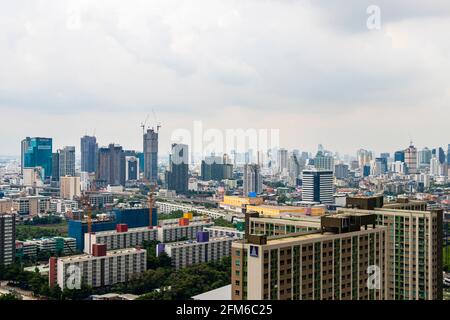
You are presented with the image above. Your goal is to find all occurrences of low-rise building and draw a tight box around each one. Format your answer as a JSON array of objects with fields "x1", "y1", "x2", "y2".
[{"x1": 204, "y1": 226, "x2": 244, "y2": 239}]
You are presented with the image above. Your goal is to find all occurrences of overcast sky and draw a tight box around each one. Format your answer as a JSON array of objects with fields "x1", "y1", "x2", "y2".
[{"x1": 1, "y1": 0, "x2": 449, "y2": 157}]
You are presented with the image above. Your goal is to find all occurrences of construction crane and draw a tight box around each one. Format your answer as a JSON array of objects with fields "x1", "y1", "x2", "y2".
[
  {"x1": 141, "y1": 114, "x2": 150, "y2": 135},
  {"x1": 152, "y1": 108, "x2": 162, "y2": 132}
]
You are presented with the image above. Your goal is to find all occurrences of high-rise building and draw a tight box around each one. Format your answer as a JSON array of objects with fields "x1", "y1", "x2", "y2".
[
  {"x1": 287, "y1": 152, "x2": 302, "y2": 186},
  {"x1": 231, "y1": 213, "x2": 386, "y2": 300},
  {"x1": 51, "y1": 152, "x2": 60, "y2": 182},
  {"x1": 58, "y1": 146, "x2": 76, "y2": 177},
  {"x1": 60, "y1": 176, "x2": 81, "y2": 200},
  {"x1": 125, "y1": 156, "x2": 139, "y2": 181},
  {"x1": 243, "y1": 164, "x2": 262, "y2": 196},
  {"x1": 334, "y1": 163, "x2": 349, "y2": 180},
  {"x1": 0, "y1": 214, "x2": 16, "y2": 267},
  {"x1": 80, "y1": 136, "x2": 98, "y2": 173},
  {"x1": 96, "y1": 144, "x2": 125, "y2": 186},
  {"x1": 201, "y1": 155, "x2": 233, "y2": 181},
  {"x1": 165, "y1": 144, "x2": 189, "y2": 193},
  {"x1": 417, "y1": 147, "x2": 432, "y2": 168},
  {"x1": 404, "y1": 144, "x2": 417, "y2": 174},
  {"x1": 432, "y1": 147, "x2": 446, "y2": 165},
  {"x1": 302, "y1": 169, "x2": 334, "y2": 205},
  {"x1": 21, "y1": 137, "x2": 31, "y2": 175},
  {"x1": 394, "y1": 151, "x2": 405, "y2": 163},
  {"x1": 346, "y1": 196, "x2": 443, "y2": 300},
  {"x1": 357, "y1": 149, "x2": 373, "y2": 168},
  {"x1": 314, "y1": 151, "x2": 334, "y2": 171},
  {"x1": 143, "y1": 129, "x2": 158, "y2": 183},
  {"x1": 277, "y1": 149, "x2": 288, "y2": 173},
  {"x1": 447, "y1": 144, "x2": 450, "y2": 165},
  {"x1": 22, "y1": 137, "x2": 53, "y2": 178}
]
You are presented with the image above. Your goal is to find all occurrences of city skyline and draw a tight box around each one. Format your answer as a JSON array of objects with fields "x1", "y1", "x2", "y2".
[{"x1": 1, "y1": 1, "x2": 450, "y2": 156}]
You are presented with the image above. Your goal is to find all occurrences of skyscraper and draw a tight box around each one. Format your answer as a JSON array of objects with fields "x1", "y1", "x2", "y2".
[
  {"x1": 96, "y1": 144, "x2": 125, "y2": 186},
  {"x1": 165, "y1": 144, "x2": 189, "y2": 193},
  {"x1": 201, "y1": 155, "x2": 233, "y2": 181},
  {"x1": 51, "y1": 152, "x2": 60, "y2": 182},
  {"x1": 394, "y1": 150, "x2": 405, "y2": 163},
  {"x1": 404, "y1": 144, "x2": 417, "y2": 174},
  {"x1": 125, "y1": 156, "x2": 139, "y2": 181},
  {"x1": 314, "y1": 151, "x2": 334, "y2": 171},
  {"x1": 243, "y1": 164, "x2": 262, "y2": 196},
  {"x1": 59, "y1": 146, "x2": 76, "y2": 177},
  {"x1": 277, "y1": 149, "x2": 288, "y2": 173},
  {"x1": 334, "y1": 163, "x2": 349, "y2": 180},
  {"x1": 287, "y1": 152, "x2": 302, "y2": 186},
  {"x1": 22, "y1": 137, "x2": 53, "y2": 178},
  {"x1": 21, "y1": 137, "x2": 31, "y2": 175},
  {"x1": 143, "y1": 129, "x2": 158, "y2": 183},
  {"x1": 302, "y1": 169, "x2": 334, "y2": 204},
  {"x1": 81, "y1": 136, "x2": 98, "y2": 173},
  {"x1": 417, "y1": 147, "x2": 432, "y2": 168}
]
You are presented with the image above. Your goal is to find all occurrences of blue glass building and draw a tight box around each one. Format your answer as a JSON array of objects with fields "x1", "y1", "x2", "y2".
[
  {"x1": 23, "y1": 137, "x2": 53, "y2": 178},
  {"x1": 394, "y1": 151, "x2": 405, "y2": 163}
]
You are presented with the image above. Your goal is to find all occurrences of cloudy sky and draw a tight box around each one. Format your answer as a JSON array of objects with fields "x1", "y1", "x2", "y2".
[{"x1": 1, "y1": 0, "x2": 449, "y2": 157}]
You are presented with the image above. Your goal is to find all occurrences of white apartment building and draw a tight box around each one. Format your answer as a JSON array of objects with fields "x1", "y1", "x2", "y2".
[
  {"x1": 157, "y1": 221, "x2": 214, "y2": 243},
  {"x1": 52, "y1": 247, "x2": 147, "y2": 289},
  {"x1": 156, "y1": 201, "x2": 227, "y2": 219},
  {"x1": 159, "y1": 236, "x2": 236, "y2": 269},
  {"x1": 84, "y1": 227, "x2": 157, "y2": 254},
  {"x1": 204, "y1": 226, "x2": 244, "y2": 239}
]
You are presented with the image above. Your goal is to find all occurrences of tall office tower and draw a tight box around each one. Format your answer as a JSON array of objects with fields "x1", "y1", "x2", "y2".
[
  {"x1": 22, "y1": 137, "x2": 53, "y2": 178},
  {"x1": 334, "y1": 163, "x2": 349, "y2": 180},
  {"x1": 0, "y1": 214, "x2": 16, "y2": 267},
  {"x1": 394, "y1": 150, "x2": 405, "y2": 163},
  {"x1": 417, "y1": 147, "x2": 432, "y2": 168},
  {"x1": 374, "y1": 157, "x2": 388, "y2": 174},
  {"x1": 432, "y1": 147, "x2": 446, "y2": 165},
  {"x1": 357, "y1": 149, "x2": 373, "y2": 168},
  {"x1": 392, "y1": 161, "x2": 407, "y2": 175},
  {"x1": 302, "y1": 169, "x2": 334, "y2": 204},
  {"x1": 380, "y1": 153, "x2": 390, "y2": 160},
  {"x1": 96, "y1": 144, "x2": 125, "y2": 186},
  {"x1": 80, "y1": 136, "x2": 98, "y2": 173},
  {"x1": 51, "y1": 152, "x2": 60, "y2": 182},
  {"x1": 314, "y1": 151, "x2": 334, "y2": 171},
  {"x1": 430, "y1": 156, "x2": 439, "y2": 176},
  {"x1": 58, "y1": 146, "x2": 76, "y2": 177},
  {"x1": 232, "y1": 213, "x2": 386, "y2": 300},
  {"x1": 125, "y1": 156, "x2": 139, "y2": 181},
  {"x1": 287, "y1": 152, "x2": 301, "y2": 186},
  {"x1": 21, "y1": 137, "x2": 31, "y2": 175},
  {"x1": 136, "y1": 152, "x2": 145, "y2": 173},
  {"x1": 447, "y1": 144, "x2": 450, "y2": 165},
  {"x1": 143, "y1": 129, "x2": 158, "y2": 183},
  {"x1": 404, "y1": 144, "x2": 417, "y2": 174},
  {"x1": 277, "y1": 148, "x2": 288, "y2": 173},
  {"x1": 243, "y1": 164, "x2": 262, "y2": 196},
  {"x1": 165, "y1": 144, "x2": 189, "y2": 193}
]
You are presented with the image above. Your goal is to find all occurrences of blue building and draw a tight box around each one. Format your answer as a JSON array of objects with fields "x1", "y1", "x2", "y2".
[
  {"x1": 394, "y1": 151, "x2": 405, "y2": 163},
  {"x1": 69, "y1": 208, "x2": 158, "y2": 251},
  {"x1": 363, "y1": 165, "x2": 371, "y2": 177},
  {"x1": 22, "y1": 137, "x2": 53, "y2": 178}
]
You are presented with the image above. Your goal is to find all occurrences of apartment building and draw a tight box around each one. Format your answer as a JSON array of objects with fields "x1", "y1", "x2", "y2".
[
  {"x1": 84, "y1": 225, "x2": 157, "y2": 254},
  {"x1": 232, "y1": 213, "x2": 386, "y2": 300},
  {"x1": 204, "y1": 226, "x2": 245, "y2": 239},
  {"x1": 345, "y1": 196, "x2": 443, "y2": 300},
  {"x1": 0, "y1": 214, "x2": 16, "y2": 266},
  {"x1": 157, "y1": 220, "x2": 214, "y2": 243},
  {"x1": 157, "y1": 232, "x2": 236, "y2": 269},
  {"x1": 50, "y1": 246, "x2": 147, "y2": 289},
  {"x1": 156, "y1": 201, "x2": 228, "y2": 219},
  {"x1": 13, "y1": 196, "x2": 50, "y2": 216},
  {"x1": 249, "y1": 216, "x2": 321, "y2": 237},
  {"x1": 0, "y1": 198, "x2": 13, "y2": 214}
]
